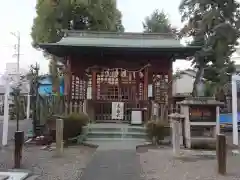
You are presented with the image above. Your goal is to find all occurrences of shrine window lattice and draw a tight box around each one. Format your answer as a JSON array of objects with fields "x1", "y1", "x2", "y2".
[
  {"x1": 96, "y1": 69, "x2": 144, "y2": 101},
  {"x1": 70, "y1": 72, "x2": 170, "y2": 104}
]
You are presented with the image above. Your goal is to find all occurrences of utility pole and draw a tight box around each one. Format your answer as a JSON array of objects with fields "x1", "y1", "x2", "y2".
[
  {"x1": 2, "y1": 32, "x2": 21, "y2": 146},
  {"x1": 11, "y1": 31, "x2": 20, "y2": 84},
  {"x1": 11, "y1": 31, "x2": 21, "y2": 131},
  {"x1": 11, "y1": 32, "x2": 24, "y2": 168}
]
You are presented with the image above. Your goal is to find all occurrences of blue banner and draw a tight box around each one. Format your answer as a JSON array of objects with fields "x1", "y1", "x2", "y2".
[{"x1": 220, "y1": 113, "x2": 240, "y2": 124}]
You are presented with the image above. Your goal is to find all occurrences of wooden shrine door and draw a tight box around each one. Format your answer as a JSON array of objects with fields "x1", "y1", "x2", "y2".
[{"x1": 93, "y1": 67, "x2": 146, "y2": 122}]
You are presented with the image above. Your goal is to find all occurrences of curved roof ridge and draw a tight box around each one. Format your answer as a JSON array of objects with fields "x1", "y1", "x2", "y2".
[{"x1": 63, "y1": 29, "x2": 177, "y2": 40}]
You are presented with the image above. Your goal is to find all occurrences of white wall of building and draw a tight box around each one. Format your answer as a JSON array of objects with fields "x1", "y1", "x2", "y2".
[{"x1": 172, "y1": 73, "x2": 195, "y2": 95}]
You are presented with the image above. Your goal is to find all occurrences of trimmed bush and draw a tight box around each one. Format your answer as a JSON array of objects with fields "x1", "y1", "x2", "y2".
[
  {"x1": 63, "y1": 112, "x2": 89, "y2": 140},
  {"x1": 146, "y1": 120, "x2": 169, "y2": 145},
  {"x1": 46, "y1": 112, "x2": 89, "y2": 142}
]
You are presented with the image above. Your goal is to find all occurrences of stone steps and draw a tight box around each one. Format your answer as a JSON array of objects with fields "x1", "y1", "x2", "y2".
[
  {"x1": 88, "y1": 131, "x2": 147, "y2": 139},
  {"x1": 85, "y1": 124, "x2": 147, "y2": 141},
  {"x1": 87, "y1": 126, "x2": 146, "y2": 133},
  {"x1": 86, "y1": 138, "x2": 148, "y2": 141}
]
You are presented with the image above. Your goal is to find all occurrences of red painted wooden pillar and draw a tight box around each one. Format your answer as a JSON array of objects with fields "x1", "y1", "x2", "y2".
[
  {"x1": 143, "y1": 66, "x2": 149, "y2": 101},
  {"x1": 148, "y1": 66, "x2": 153, "y2": 94},
  {"x1": 147, "y1": 65, "x2": 153, "y2": 121},
  {"x1": 92, "y1": 70, "x2": 97, "y2": 100},
  {"x1": 136, "y1": 71, "x2": 140, "y2": 106},
  {"x1": 118, "y1": 69, "x2": 122, "y2": 101},
  {"x1": 168, "y1": 60, "x2": 173, "y2": 113}
]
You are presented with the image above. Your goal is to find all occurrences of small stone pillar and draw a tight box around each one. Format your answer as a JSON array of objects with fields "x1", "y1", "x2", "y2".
[
  {"x1": 169, "y1": 113, "x2": 185, "y2": 156},
  {"x1": 56, "y1": 119, "x2": 64, "y2": 156}
]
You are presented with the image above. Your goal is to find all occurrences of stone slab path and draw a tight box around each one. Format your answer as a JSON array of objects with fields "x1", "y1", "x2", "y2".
[{"x1": 80, "y1": 141, "x2": 144, "y2": 180}]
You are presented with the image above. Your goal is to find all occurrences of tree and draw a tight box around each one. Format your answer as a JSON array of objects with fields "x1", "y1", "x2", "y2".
[
  {"x1": 49, "y1": 58, "x2": 61, "y2": 94},
  {"x1": 10, "y1": 74, "x2": 29, "y2": 130},
  {"x1": 143, "y1": 9, "x2": 176, "y2": 34},
  {"x1": 31, "y1": 0, "x2": 124, "y2": 46},
  {"x1": 179, "y1": 0, "x2": 240, "y2": 96},
  {"x1": 29, "y1": 63, "x2": 41, "y2": 136},
  {"x1": 31, "y1": 0, "x2": 125, "y2": 100}
]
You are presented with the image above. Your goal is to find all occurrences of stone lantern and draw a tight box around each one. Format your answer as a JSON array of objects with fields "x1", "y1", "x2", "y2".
[{"x1": 168, "y1": 113, "x2": 185, "y2": 156}]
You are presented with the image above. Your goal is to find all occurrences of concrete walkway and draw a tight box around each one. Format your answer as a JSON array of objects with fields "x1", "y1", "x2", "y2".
[{"x1": 80, "y1": 141, "x2": 144, "y2": 180}]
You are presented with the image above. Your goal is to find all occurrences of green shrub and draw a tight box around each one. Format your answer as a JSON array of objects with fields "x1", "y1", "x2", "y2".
[
  {"x1": 63, "y1": 112, "x2": 89, "y2": 140},
  {"x1": 46, "y1": 112, "x2": 89, "y2": 142},
  {"x1": 146, "y1": 120, "x2": 169, "y2": 145},
  {"x1": 64, "y1": 112, "x2": 89, "y2": 126}
]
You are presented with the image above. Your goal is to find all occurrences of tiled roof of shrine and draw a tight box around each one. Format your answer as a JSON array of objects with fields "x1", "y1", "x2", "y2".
[{"x1": 39, "y1": 30, "x2": 201, "y2": 57}]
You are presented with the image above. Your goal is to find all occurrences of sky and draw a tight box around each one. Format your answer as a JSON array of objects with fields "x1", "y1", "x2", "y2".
[{"x1": 0, "y1": 0, "x2": 237, "y2": 75}]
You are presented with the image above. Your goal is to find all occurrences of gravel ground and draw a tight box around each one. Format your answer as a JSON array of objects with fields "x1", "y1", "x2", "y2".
[
  {"x1": 0, "y1": 144, "x2": 96, "y2": 180},
  {"x1": 139, "y1": 148, "x2": 240, "y2": 180}
]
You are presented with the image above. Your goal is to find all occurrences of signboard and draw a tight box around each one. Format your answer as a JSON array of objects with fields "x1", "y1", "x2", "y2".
[
  {"x1": 131, "y1": 110, "x2": 142, "y2": 125},
  {"x1": 148, "y1": 84, "x2": 153, "y2": 97},
  {"x1": 111, "y1": 102, "x2": 124, "y2": 120},
  {"x1": 87, "y1": 87, "x2": 92, "y2": 99},
  {"x1": 189, "y1": 105, "x2": 216, "y2": 122}
]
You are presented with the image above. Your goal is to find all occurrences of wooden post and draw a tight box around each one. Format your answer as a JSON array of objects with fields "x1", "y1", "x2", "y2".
[
  {"x1": 217, "y1": 134, "x2": 227, "y2": 175},
  {"x1": 56, "y1": 119, "x2": 64, "y2": 156},
  {"x1": 14, "y1": 131, "x2": 24, "y2": 168}
]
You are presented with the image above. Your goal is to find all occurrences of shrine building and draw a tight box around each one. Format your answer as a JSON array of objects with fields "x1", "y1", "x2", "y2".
[{"x1": 39, "y1": 30, "x2": 200, "y2": 123}]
